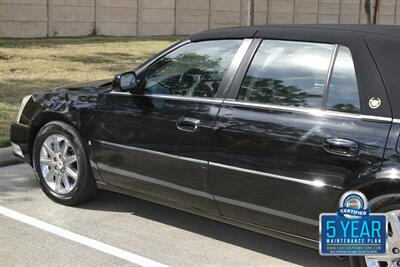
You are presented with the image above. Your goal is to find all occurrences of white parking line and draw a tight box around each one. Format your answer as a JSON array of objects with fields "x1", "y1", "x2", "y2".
[{"x1": 0, "y1": 205, "x2": 169, "y2": 267}]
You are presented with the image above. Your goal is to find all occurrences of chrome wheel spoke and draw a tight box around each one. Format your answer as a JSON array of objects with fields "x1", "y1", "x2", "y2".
[
  {"x1": 54, "y1": 172, "x2": 62, "y2": 192},
  {"x1": 44, "y1": 168, "x2": 55, "y2": 182},
  {"x1": 43, "y1": 142, "x2": 55, "y2": 158},
  {"x1": 53, "y1": 135, "x2": 61, "y2": 152},
  {"x1": 40, "y1": 157, "x2": 54, "y2": 166},
  {"x1": 64, "y1": 155, "x2": 77, "y2": 165},
  {"x1": 62, "y1": 142, "x2": 69, "y2": 158},
  {"x1": 65, "y1": 167, "x2": 78, "y2": 180},
  {"x1": 61, "y1": 174, "x2": 71, "y2": 190}
]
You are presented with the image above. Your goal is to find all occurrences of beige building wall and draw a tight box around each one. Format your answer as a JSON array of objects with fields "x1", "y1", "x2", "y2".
[
  {"x1": 96, "y1": 0, "x2": 138, "y2": 36},
  {"x1": 0, "y1": 0, "x2": 47, "y2": 38},
  {"x1": 48, "y1": 0, "x2": 95, "y2": 37},
  {"x1": 138, "y1": 0, "x2": 175, "y2": 36},
  {"x1": 176, "y1": 0, "x2": 210, "y2": 35},
  {"x1": 1, "y1": 0, "x2": 400, "y2": 38}
]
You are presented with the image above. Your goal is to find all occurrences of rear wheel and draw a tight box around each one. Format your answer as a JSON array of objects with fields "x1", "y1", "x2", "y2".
[
  {"x1": 32, "y1": 121, "x2": 98, "y2": 205},
  {"x1": 350, "y1": 202, "x2": 400, "y2": 267}
]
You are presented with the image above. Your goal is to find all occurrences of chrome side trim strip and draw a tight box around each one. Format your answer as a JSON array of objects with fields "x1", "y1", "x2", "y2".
[
  {"x1": 108, "y1": 91, "x2": 130, "y2": 96},
  {"x1": 99, "y1": 140, "x2": 341, "y2": 189},
  {"x1": 97, "y1": 163, "x2": 213, "y2": 200},
  {"x1": 98, "y1": 140, "x2": 207, "y2": 164},
  {"x1": 223, "y1": 100, "x2": 393, "y2": 122},
  {"x1": 393, "y1": 119, "x2": 400, "y2": 124},
  {"x1": 214, "y1": 195, "x2": 320, "y2": 226},
  {"x1": 209, "y1": 162, "x2": 341, "y2": 189}
]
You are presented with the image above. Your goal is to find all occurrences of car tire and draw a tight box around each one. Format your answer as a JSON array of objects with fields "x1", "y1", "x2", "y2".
[
  {"x1": 32, "y1": 121, "x2": 98, "y2": 205},
  {"x1": 349, "y1": 199, "x2": 400, "y2": 267}
]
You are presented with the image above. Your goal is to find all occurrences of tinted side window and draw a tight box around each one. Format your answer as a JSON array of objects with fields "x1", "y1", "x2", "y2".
[
  {"x1": 144, "y1": 40, "x2": 242, "y2": 98},
  {"x1": 238, "y1": 40, "x2": 335, "y2": 108},
  {"x1": 326, "y1": 46, "x2": 360, "y2": 114}
]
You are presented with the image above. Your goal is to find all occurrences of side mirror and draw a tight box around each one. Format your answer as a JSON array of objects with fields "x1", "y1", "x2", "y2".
[{"x1": 112, "y1": 71, "x2": 138, "y2": 92}]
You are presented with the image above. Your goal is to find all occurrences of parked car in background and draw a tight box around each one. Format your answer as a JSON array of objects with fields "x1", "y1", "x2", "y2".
[{"x1": 10, "y1": 25, "x2": 400, "y2": 267}]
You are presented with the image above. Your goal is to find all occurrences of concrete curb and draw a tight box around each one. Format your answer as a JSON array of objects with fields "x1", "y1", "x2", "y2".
[{"x1": 0, "y1": 147, "x2": 23, "y2": 167}]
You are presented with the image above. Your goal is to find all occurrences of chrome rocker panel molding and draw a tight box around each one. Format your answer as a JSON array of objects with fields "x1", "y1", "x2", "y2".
[{"x1": 95, "y1": 180, "x2": 320, "y2": 250}]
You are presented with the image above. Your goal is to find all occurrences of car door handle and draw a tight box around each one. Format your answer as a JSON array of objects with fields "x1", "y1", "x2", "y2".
[
  {"x1": 323, "y1": 138, "x2": 359, "y2": 157},
  {"x1": 176, "y1": 117, "x2": 201, "y2": 132}
]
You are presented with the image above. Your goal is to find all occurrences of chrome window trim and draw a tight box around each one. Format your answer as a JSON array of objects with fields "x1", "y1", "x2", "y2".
[
  {"x1": 107, "y1": 92, "x2": 224, "y2": 104},
  {"x1": 223, "y1": 100, "x2": 392, "y2": 122},
  {"x1": 321, "y1": 44, "x2": 339, "y2": 109},
  {"x1": 108, "y1": 38, "x2": 249, "y2": 104},
  {"x1": 143, "y1": 94, "x2": 223, "y2": 104},
  {"x1": 135, "y1": 39, "x2": 191, "y2": 74},
  {"x1": 219, "y1": 39, "x2": 253, "y2": 96}
]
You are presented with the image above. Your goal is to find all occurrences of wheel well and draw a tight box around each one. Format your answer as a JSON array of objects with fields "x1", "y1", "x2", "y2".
[
  {"x1": 358, "y1": 180, "x2": 400, "y2": 203},
  {"x1": 28, "y1": 113, "x2": 74, "y2": 163}
]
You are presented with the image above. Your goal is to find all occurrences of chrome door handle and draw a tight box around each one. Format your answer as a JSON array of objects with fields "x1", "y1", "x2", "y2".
[
  {"x1": 323, "y1": 138, "x2": 359, "y2": 157},
  {"x1": 176, "y1": 117, "x2": 201, "y2": 132}
]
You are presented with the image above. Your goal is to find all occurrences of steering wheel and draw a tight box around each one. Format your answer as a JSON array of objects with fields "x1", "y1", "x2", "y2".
[{"x1": 178, "y1": 68, "x2": 215, "y2": 97}]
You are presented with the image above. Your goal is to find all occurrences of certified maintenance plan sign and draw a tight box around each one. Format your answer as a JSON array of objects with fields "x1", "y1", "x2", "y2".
[{"x1": 320, "y1": 191, "x2": 387, "y2": 255}]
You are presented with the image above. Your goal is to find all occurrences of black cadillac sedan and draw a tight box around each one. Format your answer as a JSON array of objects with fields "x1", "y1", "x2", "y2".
[{"x1": 10, "y1": 25, "x2": 400, "y2": 267}]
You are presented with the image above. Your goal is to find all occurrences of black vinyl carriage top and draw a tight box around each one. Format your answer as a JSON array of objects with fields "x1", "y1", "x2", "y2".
[{"x1": 189, "y1": 25, "x2": 400, "y2": 119}]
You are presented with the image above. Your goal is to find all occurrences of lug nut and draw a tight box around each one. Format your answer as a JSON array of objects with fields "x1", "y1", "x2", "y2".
[{"x1": 393, "y1": 247, "x2": 400, "y2": 254}]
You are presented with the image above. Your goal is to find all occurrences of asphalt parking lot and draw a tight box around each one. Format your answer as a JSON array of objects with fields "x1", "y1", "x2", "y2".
[{"x1": 0, "y1": 163, "x2": 351, "y2": 267}]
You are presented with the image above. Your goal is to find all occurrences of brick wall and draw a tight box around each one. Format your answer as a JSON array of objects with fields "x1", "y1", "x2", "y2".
[{"x1": 0, "y1": 0, "x2": 399, "y2": 38}]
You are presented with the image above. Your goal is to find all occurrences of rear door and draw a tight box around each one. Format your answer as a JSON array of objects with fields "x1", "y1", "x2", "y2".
[{"x1": 209, "y1": 39, "x2": 392, "y2": 240}]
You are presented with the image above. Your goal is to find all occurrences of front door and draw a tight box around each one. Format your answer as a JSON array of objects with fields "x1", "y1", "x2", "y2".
[
  {"x1": 92, "y1": 39, "x2": 247, "y2": 214},
  {"x1": 209, "y1": 40, "x2": 391, "y2": 239}
]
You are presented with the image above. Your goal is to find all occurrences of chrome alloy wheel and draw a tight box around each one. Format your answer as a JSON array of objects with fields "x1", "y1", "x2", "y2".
[
  {"x1": 365, "y1": 210, "x2": 400, "y2": 267},
  {"x1": 39, "y1": 134, "x2": 79, "y2": 195}
]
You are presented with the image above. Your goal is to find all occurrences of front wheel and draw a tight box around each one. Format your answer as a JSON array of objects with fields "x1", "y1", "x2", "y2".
[
  {"x1": 32, "y1": 121, "x2": 98, "y2": 205},
  {"x1": 350, "y1": 203, "x2": 400, "y2": 267}
]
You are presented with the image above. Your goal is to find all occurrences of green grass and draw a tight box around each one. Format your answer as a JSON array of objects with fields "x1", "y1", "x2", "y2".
[{"x1": 0, "y1": 36, "x2": 180, "y2": 147}]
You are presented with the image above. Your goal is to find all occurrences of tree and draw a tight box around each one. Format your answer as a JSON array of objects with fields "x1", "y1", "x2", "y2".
[
  {"x1": 365, "y1": 0, "x2": 380, "y2": 24},
  {"x1": 248, "y1": 0, "x2": 255, "y2": 26}
]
